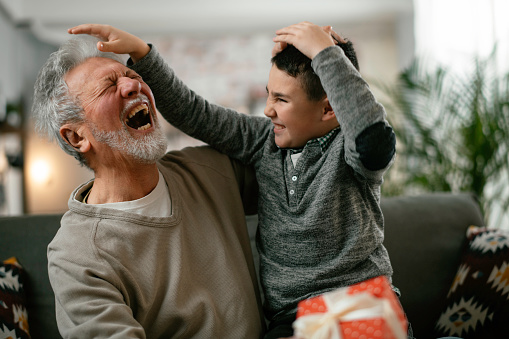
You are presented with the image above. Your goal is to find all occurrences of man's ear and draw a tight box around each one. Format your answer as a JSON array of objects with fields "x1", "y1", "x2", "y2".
[
  {"x1": 59, "y1": 124, "x2": 91, "y2": 153},
  {"x1": 321, "y1": 98, "x2": 336, "y2": 121}
]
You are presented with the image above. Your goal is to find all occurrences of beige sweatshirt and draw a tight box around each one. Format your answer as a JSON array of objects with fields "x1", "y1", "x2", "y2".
[{"x1": 48, "y1": 146, "x2": 264, "y2": 338}]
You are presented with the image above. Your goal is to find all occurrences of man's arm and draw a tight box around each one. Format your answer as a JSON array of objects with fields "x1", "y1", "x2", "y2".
[{"x1": 48, "y1": 235, "x2": 145, "y2": 338}]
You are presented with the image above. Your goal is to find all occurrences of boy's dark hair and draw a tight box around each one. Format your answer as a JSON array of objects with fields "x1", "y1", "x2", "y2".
[{"x1": 271, "y1": 40, "x2": 359, "y2": 102}]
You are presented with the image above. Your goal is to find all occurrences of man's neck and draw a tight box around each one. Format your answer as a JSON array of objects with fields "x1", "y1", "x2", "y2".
[{"x1": 87, "y1": 162, "x2": 160, "y2": 205}]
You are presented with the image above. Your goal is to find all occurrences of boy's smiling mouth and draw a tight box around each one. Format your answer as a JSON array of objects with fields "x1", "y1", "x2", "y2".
[{"x1": 273, "y1": 123, "x2": 285, "y2": 131}]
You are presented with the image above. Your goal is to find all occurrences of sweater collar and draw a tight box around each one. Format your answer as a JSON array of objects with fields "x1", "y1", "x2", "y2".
[{"x1": 287, "y1": 127, "x2": 340, "y2": 155}]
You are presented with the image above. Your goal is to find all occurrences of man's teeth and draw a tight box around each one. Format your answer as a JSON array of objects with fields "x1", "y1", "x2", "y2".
[
  {"x1": 138, "y1": 123, "x2": 152, "y2": 131},
  {"x1": 128, "y1": 104, "x2": 149, "y2": 119},
  {"x1": 124, "y1": 103, "x2": 153, "y2": 130}
]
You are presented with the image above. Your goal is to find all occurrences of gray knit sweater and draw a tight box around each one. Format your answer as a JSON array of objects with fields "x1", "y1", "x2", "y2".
[{"x1": 131, "y1": 45, "x2": 396, "y2": 321}]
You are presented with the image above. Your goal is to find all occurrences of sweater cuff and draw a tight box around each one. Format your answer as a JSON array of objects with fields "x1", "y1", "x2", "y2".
[{"x1": 127, "y1": 43, "x2": 155, "y2": 67}]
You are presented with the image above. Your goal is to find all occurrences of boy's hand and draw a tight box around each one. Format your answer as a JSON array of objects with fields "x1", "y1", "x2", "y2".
[
  {"x1": 271, "y1": 25, "x2": 346, "y2": 57},
  {"x1": 68, "y1": 24, "x2": 150, "y2": 63},
  {"x1": 273, "y1": 22, "x2": 339, "y2": 59}
]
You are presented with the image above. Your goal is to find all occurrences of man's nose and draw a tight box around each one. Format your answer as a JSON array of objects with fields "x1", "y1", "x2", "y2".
[{"x1": 119, "y1": 77, "x2": 142, "y2": 98}]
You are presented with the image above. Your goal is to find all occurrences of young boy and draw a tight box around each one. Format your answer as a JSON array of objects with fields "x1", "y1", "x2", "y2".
[{"x1": 69, "y1": 22, "x2": 397, "y2": 338}]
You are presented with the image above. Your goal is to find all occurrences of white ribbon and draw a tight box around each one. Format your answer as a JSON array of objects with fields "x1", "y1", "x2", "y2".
[{"x1": 293, "y1": 289, "x2": 407, "y2": 339}]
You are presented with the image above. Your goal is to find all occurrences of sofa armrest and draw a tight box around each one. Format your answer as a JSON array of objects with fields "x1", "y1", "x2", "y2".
[{"x1": 382, "y1": 192, "x2": 484, "y2": 338}]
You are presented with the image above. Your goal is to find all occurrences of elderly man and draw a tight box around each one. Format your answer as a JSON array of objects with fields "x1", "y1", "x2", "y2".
[{"x1": 32, "y1": 35, "x2": 264, "y2": 338}]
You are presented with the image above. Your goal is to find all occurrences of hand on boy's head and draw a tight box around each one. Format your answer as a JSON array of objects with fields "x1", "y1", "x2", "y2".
[
  {"x1": 328, "y1": 28, "x2": 347, "y2": 45},
  {"x1": 271, "y1": 41, "x2": 287, "y2": 57},
  {"x1": 68, "y1": 24, "x2": 150, "y2": 63},
  {"x1": 272, "y1": 22, "x2": 344, "y2": 59}
]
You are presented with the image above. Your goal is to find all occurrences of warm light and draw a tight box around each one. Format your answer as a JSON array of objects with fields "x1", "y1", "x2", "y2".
[
  {"x1": 30, "y1": 159, "x2": 51, "y2": 185},
  {"x1": 0, "y1": 151, "x2": 7, "y2": 174}
]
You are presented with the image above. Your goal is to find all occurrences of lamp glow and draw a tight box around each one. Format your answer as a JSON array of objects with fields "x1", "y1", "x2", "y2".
[{"x1": 30, "y1": 159, "x2": 51, "y2": 185}]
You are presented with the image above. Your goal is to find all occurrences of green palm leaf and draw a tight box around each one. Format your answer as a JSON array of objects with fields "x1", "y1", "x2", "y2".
[{"x1": 376, "y1": 50, "x2": 509, "y2": 227}]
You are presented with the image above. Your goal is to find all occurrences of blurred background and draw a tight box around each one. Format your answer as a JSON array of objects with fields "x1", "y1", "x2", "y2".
[{"x1": 0, "y1": 0, "x2": 508, "y2": 229}]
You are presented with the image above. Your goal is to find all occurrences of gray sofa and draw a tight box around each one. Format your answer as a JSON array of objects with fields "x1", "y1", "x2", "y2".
[{"x1": 0, "y1": 192, "x2": 484, "y2": 339}]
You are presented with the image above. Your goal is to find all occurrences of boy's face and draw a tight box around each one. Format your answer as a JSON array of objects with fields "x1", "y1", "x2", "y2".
[{"x1": 264, "y1": 65, "x2": 329, "y2": 149}]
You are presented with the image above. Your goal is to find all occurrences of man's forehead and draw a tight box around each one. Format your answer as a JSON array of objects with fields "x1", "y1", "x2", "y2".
[{"x1": 65, "y1": 57, "x2": 125, "y2": 89}]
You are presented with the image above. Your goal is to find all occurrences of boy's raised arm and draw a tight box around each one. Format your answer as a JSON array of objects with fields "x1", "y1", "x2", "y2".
[{"x1": 68, "y1": 24, "x2": 150, "y2": 63}]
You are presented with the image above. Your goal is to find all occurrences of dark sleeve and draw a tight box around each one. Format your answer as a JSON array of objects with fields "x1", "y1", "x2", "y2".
[
  {"x1": 355, "y1": 122, "x2": 396, "y2": 171},
  {"x1": 231, "y1": 158, "x2": 259, "y2": 215}
]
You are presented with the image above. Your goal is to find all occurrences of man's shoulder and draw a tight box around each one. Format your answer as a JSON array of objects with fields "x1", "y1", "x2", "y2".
[
  {"x1": 159, "y1": 146, "x2": 231, "y2": 168},
  {"x1": 158, "y1": 146, "x2": 232, "y2": 174},
  {"x1": 157, "y1": 146, "x2": 255, "y2": 190}
]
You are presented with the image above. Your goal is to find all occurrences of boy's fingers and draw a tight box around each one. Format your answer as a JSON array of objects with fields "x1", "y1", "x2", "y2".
[
  {"x1": 275, "y1": 23, "x2": 302, "y2": 36},
  {"x1": 330, "y1": 30, "x2": 347, "y2": 44},
  {"x1": 321, "y1": 25, "x2": 332, "y2": 34},
  {"x1": 271, "y1": 42, "x2": 287, "y2": 57},
  {"x1": 68, "y1": 24, "x2": 112, "y2": 40},
  {"x1": 68, "y1": 24, "x2": 97, "y2": 34},
  {"x1": 97, "y1": 40, "x2": 120, "y2": 52},
  {"x1": 319, "y1": 25, "x2": 347, "y2": 45},
  {"x1": 96, "y1": 41, "x2": 110, "y2": 52}
]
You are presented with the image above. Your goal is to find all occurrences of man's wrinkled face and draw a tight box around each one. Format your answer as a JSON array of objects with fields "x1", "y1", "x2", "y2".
[{"x1": 65, "y1": 57, "x2": 167, "y2": 163}]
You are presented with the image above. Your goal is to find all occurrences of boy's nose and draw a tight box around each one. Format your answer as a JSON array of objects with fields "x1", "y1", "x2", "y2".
[
  {"x1": 264, "y1": 100, "x2": 275, "y2": 117},
  {"x1": 119, "y1": 77, "x2": 142, "y2": 98}
]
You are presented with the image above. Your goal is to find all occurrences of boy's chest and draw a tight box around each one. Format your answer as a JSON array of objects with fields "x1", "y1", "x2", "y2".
[{"x1": 256, "y1": 144, "x2": 349, "y2": 209}]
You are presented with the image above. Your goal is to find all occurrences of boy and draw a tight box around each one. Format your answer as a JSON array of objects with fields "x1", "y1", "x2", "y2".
[{"x1": 70, "y1": 22, "x2": 397, "y2": 338}]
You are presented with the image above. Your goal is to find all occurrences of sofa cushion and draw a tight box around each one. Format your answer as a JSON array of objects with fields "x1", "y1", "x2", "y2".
[
  {"x1": 382, "y1": 193, "x2": 484, "y2": 338},
  {"x1": 434, "y1": 226, "x2": 509, "y2": 338},
  {"x1": 0, "y1": 214, "x2": 62, "y2": 339},
  {"x1": 0, "y1": 257, "x2": 31, "y2": 338}
]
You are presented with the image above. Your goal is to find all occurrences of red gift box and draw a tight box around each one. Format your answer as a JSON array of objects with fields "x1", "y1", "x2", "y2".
[{"x1": 293, "y1": 276, "x2": 408, "y2": 339}]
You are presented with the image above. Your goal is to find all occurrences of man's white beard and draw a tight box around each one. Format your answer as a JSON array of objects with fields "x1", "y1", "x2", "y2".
[{"x1": 90, "y1": 122, "x2": 168, "y2": 164}]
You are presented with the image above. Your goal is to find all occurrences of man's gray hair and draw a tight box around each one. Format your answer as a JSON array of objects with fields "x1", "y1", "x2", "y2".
[{"x1": 32, "y1": 35, "x2": 124, "y2": 167}]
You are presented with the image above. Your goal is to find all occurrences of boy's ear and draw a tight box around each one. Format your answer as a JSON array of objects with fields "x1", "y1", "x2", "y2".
[
  {"x1": 321, "y1": 98, "x2": 336, "y2": 121},
  {"x1": 59, "y1": 124, "x2": 91, "y2": 153}
]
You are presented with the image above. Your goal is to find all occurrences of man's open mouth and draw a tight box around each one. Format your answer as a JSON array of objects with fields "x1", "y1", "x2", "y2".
[{"x1": 125, "y1": 103, "x2": 152, "y2": 131}]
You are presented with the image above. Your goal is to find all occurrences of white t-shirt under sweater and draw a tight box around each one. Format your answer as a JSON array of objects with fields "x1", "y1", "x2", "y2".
[
  {"x1": 48, "y1": 146, "x2": 264, "y2": 338},
  {"x1": 77, "y1": 171, "x2": 172, "y2": 217}
]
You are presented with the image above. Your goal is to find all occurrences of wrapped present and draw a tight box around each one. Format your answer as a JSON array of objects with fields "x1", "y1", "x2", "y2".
[{"x1": 293, "y1": 276, "x2": 408, "y2": 339}]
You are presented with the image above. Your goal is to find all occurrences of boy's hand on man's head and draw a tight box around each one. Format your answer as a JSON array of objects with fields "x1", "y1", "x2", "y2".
[
  {"x1": 272, "y1": 22, "x2": 346, "y2": 58},
  {"x1": 68, "y1": 24, "x2": 150, "y2": 63}
]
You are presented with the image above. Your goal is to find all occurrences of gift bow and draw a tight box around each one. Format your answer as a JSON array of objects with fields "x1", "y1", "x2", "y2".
[{"x1": 293, "y1": 290, "x2": 407, "y2": 339}]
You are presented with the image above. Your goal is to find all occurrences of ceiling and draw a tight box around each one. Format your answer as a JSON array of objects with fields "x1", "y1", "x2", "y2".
[{"x1": 0, "y1": 0, "x2": 413, "y2": 45}]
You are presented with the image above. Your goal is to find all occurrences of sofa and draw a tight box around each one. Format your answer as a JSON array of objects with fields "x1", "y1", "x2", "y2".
[{"x1": 0, "y1": 192, "x2": 485, "y2": 339}]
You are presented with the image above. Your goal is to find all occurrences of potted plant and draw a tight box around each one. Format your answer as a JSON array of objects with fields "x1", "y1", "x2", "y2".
[{"x1": 378, "y1": 50, "x2": 509, "y2": 228}]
